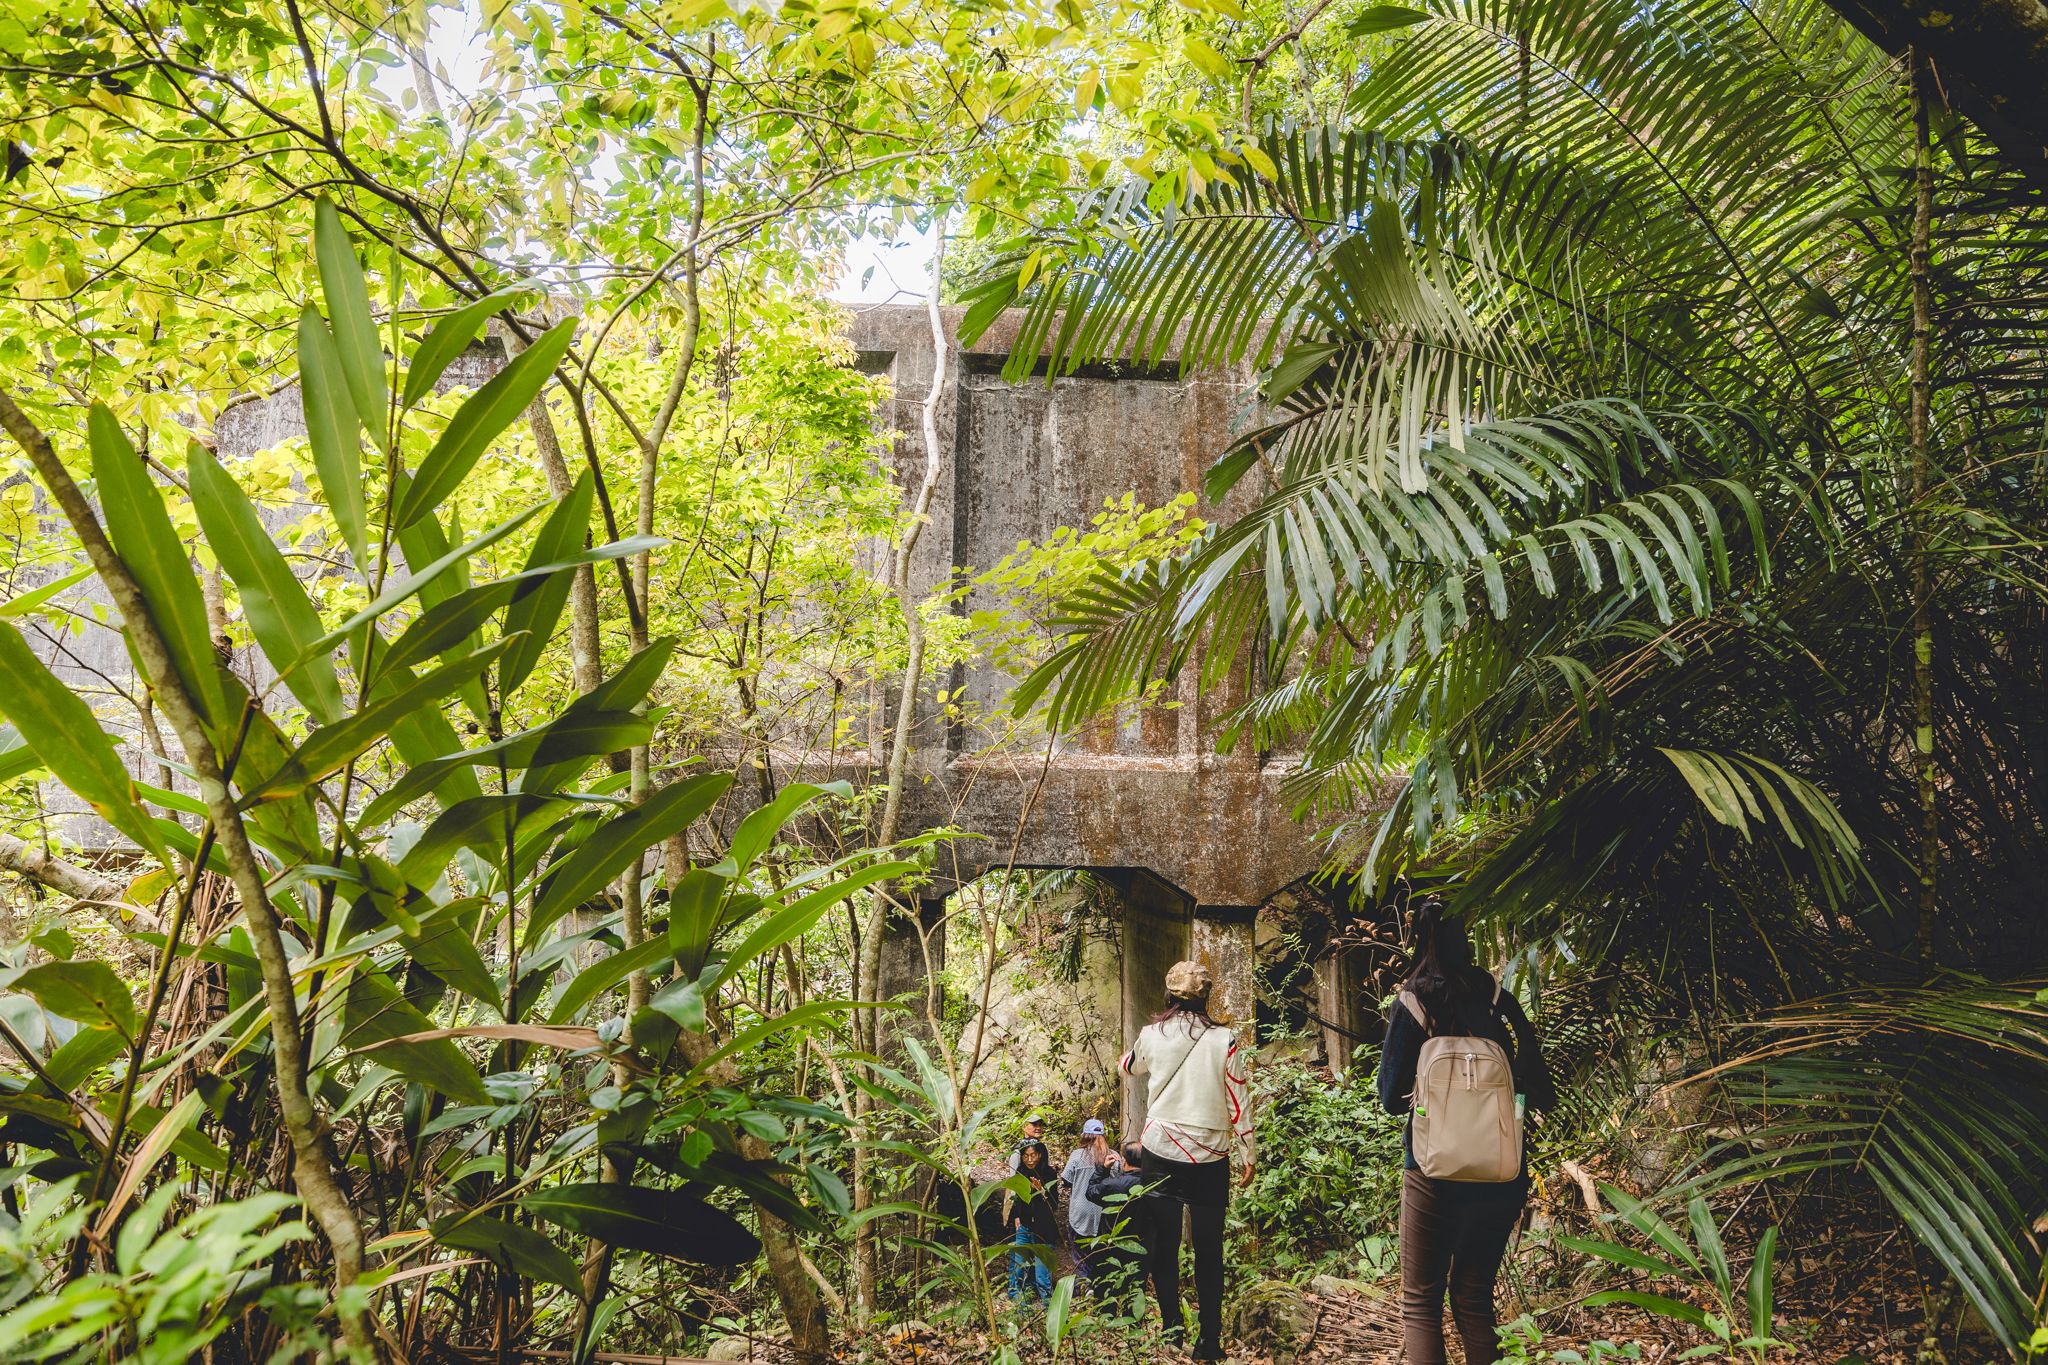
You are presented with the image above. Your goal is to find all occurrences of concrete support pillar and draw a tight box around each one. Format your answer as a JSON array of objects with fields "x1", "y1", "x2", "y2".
[
  {"x1": 1191, "y1": 913, "x2": 1257, "y2": 1033},
  {"x1": 1108, "y1": 870, "x2": 1192, "y2": 1141},
  {"x1": 1314, "y1": 944, "x2": 1376, "y2": 1079},
  {"x1": 876, "y1": 896, "x2": 948, "y2": 1044}
]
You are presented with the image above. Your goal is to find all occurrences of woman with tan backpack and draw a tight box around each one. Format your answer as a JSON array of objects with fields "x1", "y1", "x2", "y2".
[{"x1": 1377, "y1": 904, "x2": 1556, "y2": 1365}]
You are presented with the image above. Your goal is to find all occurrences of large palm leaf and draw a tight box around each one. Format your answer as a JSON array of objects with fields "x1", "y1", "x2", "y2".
[{"x1": 963, "y1": 0, "x2": 2048, "y2": 1339}]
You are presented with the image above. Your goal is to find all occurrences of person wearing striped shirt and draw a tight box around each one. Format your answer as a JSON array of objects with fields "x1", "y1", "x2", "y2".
[{"x1": 1118, "y1": 959, "x2": 1253, "y2": 1361}]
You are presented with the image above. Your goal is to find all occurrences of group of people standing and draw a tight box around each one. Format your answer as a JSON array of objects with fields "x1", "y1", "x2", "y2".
[
  {"x1": 996, "y1": 908, "x2": 1554, "y2": 1365},
  {"x1": 1003, "y1": 958, "x2": 1251, "y2": 1363}
]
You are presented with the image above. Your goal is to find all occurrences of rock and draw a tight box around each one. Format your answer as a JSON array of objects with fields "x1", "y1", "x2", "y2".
[
  {"x1": 1226, "y1": 1278, "x2": 1318, "y2": 1360},
  {"x1": 704, "y1": 1339, "x2": 757, "y2": 1362},
  {"x1": 1309, "y1": 1272, "x2": 1383, "y2": 1300}
]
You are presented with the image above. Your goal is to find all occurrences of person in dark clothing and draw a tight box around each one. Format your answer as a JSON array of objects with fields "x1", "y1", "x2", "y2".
[
  {"x1": 1009, "y1": 1139, "x2": 1057, "y2": 1303},
  {"x1": 1086, "y1": 1141, "x2": 1160, "y2": 1306},
  {"x1": 1376, "y1": 903, "x2": 1556, "y2": 1365}
]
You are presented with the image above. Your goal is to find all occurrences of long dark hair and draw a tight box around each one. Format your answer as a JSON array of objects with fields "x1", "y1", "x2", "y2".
[
  {"x1": 1017, "y1": 1139, "x2": 1052, "y2": 1176},
  {"x1": 1151, "y1": 996, "x2": 1217, "y2": 1030},
  {"x1": 1407, "y1": 900, "x2": 1481, "y2": 1034}
]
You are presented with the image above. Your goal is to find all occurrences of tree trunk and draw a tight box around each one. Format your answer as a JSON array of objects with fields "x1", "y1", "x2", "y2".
[
  {"x1": 1908, "y1": 52, "x2": 1941, "y2": 960},
  {"x1": 851, "y1": 229, "x2": 950, "y2": 1322}
]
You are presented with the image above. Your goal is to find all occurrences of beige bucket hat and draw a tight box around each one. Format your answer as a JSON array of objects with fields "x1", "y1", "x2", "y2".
[{"x1": 1164, "y1": 959, "x2": 1211, "y2": 1000}]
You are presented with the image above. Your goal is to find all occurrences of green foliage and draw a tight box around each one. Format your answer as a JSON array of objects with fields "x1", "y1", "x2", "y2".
[
  {"x1": 0, "y1": 1178, "x2": 325, "y2": 1365},
  {"x1": 1497, "y1": 1315, "x2": 1645, "y2": 1365},
  {"x1": 969, "y1": 0, "x2": 2048, "y2": 1339},
  {"x1": 1232, "y1": 1052, "x2": 1404, "y2": 1273},
  {"x1": 1566, "y1": 1186, "x2": 1783, "y2": 1362}
]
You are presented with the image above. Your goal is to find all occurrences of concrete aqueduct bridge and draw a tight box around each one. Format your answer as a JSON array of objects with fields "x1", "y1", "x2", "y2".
[{"x1": 176, "y1": 305, "x2": 1358, "y2": 1128}]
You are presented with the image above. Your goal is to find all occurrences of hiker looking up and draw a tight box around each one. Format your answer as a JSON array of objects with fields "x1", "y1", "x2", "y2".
[
  {"x1": 1059, "y1": 1118, "x2": 1113, "y2": 1288},
  {"x1": 1376, "y1": 902, "x2": 1556, "y2": 1365},
  {"x1": 1120, "y1": 959, "x2": 1252, "y2": 1362},
  {"x1": 1008, "y1": 1138, "x2": 1057, "y2": 1304}
]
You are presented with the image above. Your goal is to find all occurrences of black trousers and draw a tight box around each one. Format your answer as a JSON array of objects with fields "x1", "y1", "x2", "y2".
[
  {"x1": 1140, "y1": 1151, "x2": 1229, "y2": 1354},
  {"x1": 1398, "y1": 1168, "x2": 1525, "y2": 1364}
]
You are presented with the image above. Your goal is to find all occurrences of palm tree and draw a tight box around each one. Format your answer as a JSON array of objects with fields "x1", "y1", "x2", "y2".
[{"x1": 963, "y1": 0, "x2": 2048, "y2": 1347}]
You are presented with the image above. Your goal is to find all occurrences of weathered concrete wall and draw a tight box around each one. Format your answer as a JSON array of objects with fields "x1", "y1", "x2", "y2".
[{"x1": 840, "y1": 305, "x2": 1327, "y2": 918}]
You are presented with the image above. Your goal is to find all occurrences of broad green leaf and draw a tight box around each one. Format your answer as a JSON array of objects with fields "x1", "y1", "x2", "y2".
[
  {"x1": 520, "y1": 639, "x2": 677, "y2": 796},
  {"x1": 520, "y1": 1182, "x2": 761, "y2": 1266},
  {"x1": 1583, "y1": 1289, "x2": 1713, "y2": 1330},
  {"x1": 243, "y1": 641, "x2": 509, "y2": 801},
  {"x1": 1688, "y1": 1196, "x2": 1732, "y2": 1298},
  {"x1": 709, "y1": 862, "x2": 918, "y2": 991},
  {"x1": 375, "y1": 577, "x2": 522, "y2": 683},
  {"x1": 388, "y1": 897, "x2": 501, "y2": 1012},
  {"x1": 726, "y1": 781, "x2": 853, "y2": 880},
  {"x1": 186, "y1": 448, "x2": 344, "y2": 724},
  {"x1": 44, "y1": 1026, "x2": 125, "y2": 1091},
  {"x1": 361, "y1": 709, "x2": 649, "y2": 826},
  {"x1": 6, "y1": 961, "x2": 137, "y2": 1037},
  {"x1": 398, "y1": 793, "x2": 568, "y2": 889},
  {"x1": 528, "y1": 774, "x2": 734, "y2": 940},
  {"x1": 689, "y1": 998, "x2": 863, "y2": 1080},
  {"x1": 309, "y1": 501, "x2": 546, "y2": 660},
  {"x1": 648, "y1": 978, "x2": 705, "y2": 1031},
  {"x1": 1553, "y1": 1234, "x2": 1685, "y2": 1280},
  {"x1": 1747, "y1": 1225, "x2": 1778, "y2": 1341},
  {"x1": 314, "y1": 198, "x2": 389, "y2": 448},
  {"x1": 341, "y1": 971, "x2": 488, "y2": 1104},
  {"x1": 402, "y1": 290, "x2": 523, "y2": 409},
  {"x1": 396, "y1": 318, "x2": 576, "y2": 529},
  {"x1": 0, "y1": 565, "x2": 91, "y2": 618},
  {"x1": 431, "y1": 1213, "x2": 585, "y2": 1300},
  {"x1": 297, "y1": 307, "x2": 370, "y2": 565},
  {"x1": 499, "y1": 470, "x2": 594, "y2": 696},
  {"x1": 547, "y1": 938, "x2": 673, "y2": 1025},
  {"x1": 0, "y1": 626, "x2": 170, "y2": 864},
  {"x1": 1346, "y1": 4, "x2": 1430, "y2": 34},
  {"x1": 88, "y1": 412, "x2": 223, "y2": 726}
]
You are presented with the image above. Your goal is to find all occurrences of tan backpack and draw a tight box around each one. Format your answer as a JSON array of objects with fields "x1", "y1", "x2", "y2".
[{"x1": 1399, "y1": 980, "x2": 1522, "y2": 1183}]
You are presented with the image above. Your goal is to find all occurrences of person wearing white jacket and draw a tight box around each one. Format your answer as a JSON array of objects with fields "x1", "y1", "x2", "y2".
[{"x1": 1119, "y1": 959, "x2": 1253, "y2": 1361}]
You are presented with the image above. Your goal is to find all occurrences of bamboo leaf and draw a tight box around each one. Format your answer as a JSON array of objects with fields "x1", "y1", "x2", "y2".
[
  {"x1": 521, "y1": 1182, "x2": 761, "y2": 1266},
  {"x1": 396, "y1": 318, "x2": 576, "y2": 529},
  {"x1": 186, "y1": 447, "x2": 345, "y2": 724},
  {"x1": 431, "y1": 1214, "x2": 585, "y2": 1300},
  {"x1": 529, "y1": 774, "x2": 734, "y2": 939},
  {"x1": 402, "y1": 290, "x2": 523, "y2": 409},
  {"x1": 499, "y1": 469, "x2": 594, "y2": 696},
  {"x1": 0, "y1": 626, "x2": 170, "y2": 865},
  {"x1": 314, "y1": 198, "x2": 389, "y2": 447},
  {"x1": 297, "y1": 307, "x2": 370, "y2": 565},
  {"x1": 244, "y1": 641, "x2": 510, "y2": 801},
  {"x1": 87, "y1": 412, "x2": 224, "y2": 727}
]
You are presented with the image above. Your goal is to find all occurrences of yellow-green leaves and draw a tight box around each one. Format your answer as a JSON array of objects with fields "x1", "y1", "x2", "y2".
[
  {"x1": 0, "y1": 624, "x2": 172, "y2": 868},
  {"x1": 187, "y1": 447, "x2": 346, "y2": 725},
  {"x1": 395, "y1": 318, "x2": 576, "y2": 530},
  {"x1": 87, "y1": 410, "x2": 226, "y2": 728}
]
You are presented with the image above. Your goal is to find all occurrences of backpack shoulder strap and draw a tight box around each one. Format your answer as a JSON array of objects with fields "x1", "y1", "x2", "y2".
[{"x1": 1398, "y1": 988, "x2": 1429, "y2": 1033}]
